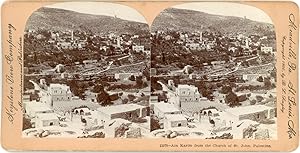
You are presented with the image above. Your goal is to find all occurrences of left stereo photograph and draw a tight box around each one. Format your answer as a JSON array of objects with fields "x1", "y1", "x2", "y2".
[{"x1": 22, "y1": 2, "x2": 151, "y2": 138}]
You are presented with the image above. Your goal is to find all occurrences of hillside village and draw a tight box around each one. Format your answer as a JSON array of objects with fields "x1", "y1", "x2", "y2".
[
  {"x1": 23, "y1": 26, "x2": 151, "y2": 138},
  {"x1": 150, "y1": 24, "x2": 277, "y2": 139},
  {"x1": 22, "y1": 6, "x2": 277, "y2": 140}
]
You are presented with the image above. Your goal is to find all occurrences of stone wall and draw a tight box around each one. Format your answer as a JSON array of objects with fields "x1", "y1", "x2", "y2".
[{"x1": 125, "y1": 127, "x2": 141, "y2": 138}]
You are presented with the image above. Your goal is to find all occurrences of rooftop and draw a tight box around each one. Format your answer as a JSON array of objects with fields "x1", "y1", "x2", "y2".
[
  {"x1": 105, "y1": 118, "x2": 131, "y2": 128},
  {"x1": 74, "y1": 107, "x2": 90, "y2": 112},
  {"x1": 49, "y1": 84, "x2": 71, "y2": 93},
  {"x1": 177, "y1": 84, "x2": 198, "y2": 90},
  {"x1": 24, "y1": 102, "x2": 53, "y2": 113},
  {"x1": 225, "y1": 105, "x2": 273, "y2": 116},
  {"x1": 49, "y1": 83, "x2": 70, "y2": 89},
  {"x1": 164, "y1": 114, "x2": 187, "y2": 121},
  {"x1": 36, "y1": 113, "x2": 58, "y2": 120},
  {"x1": 97, "y1": 104, "x2": 145, "y2": 115},
  {"x1": 153, "y1": 102, "x2": 181, "y2": 113}
]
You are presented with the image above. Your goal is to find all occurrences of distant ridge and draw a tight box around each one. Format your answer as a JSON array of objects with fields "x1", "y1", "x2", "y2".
[
  {"x1": 25, "y1": 7, "x2": 150, "y2": 34},
  {"x1": 151, "y1": 8, "x2": 275, "y2": 36}
]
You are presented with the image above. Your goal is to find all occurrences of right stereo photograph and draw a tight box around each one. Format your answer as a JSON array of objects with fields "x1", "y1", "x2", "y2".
[{"x1": 149, "y1": 2, "x2": 277, "y2": 140}]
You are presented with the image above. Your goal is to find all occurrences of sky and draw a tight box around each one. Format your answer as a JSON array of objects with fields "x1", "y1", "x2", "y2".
[
  {"x1": 46, "y1": 2, "x2": 147, "y2": 23},
  {"x1": 173, "y1": 2, "x2": 273, "y2": 24}
]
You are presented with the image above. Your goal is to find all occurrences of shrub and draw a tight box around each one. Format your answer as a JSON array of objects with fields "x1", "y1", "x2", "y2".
[
  {"x1": 259, "y1": 119, "x2": 275, "y2": 124},
  {"x1": 250, "y1": 99, "x2": 257, "y2": 105},
  {"x1": 23, "y1": 116, "x2": 32, "y2": 131},
  {"x1": 238, "y1": 94, "x2": 248, "y2": 102},
  {"x1": 128, "y1": 94, "x2": 136, "y2": 101},
  {"x1": 257, "y1": 76, "x2": 264, "y2": 82},
  {"x1": 220, "y1": 86, "x2": 232, "y2": 94},
  {"x1": 150, "y1": 116, "x2": 161, "y2": 131},
  {"x1": 122, "y1": 98, "x2": 129, "y2": 104},
  {"x1": 256, "y1": 95, "x2": 264, "y2": 102}
]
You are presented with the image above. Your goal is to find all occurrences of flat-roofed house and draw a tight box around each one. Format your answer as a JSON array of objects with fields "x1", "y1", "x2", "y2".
[
  {"x1": 104, "y1": 118, "x2": 132, "y2": 138},
  {"x1": 97, "y1": 104, "x2": 148, "y2": 123},
  {"x1": 261, "y1": 46, "x2": 273, "y2": 54},
  {"x1": 153, "y1": 102, "x2": 182, "y2": 119},
  {"x1": 174, "y1": 84, "x2": 201, "y2": 109},
  {"x1": 132, "y1": 45, "x2": 144, "y2": 53},
  {"x1": 164, "y1": 114, "x2": 188, "y2": 129},
  {"x1": 47, "y1": 84, "x2": 72, "y2": 107},
  {"x1": 225, "y1": 105, "x2": 276, "y2": 122},
  {"x1": 35, "y1": 113, "x2": 59, "y2": 128},
  {"x1": 24, "y1": 102, "x2": 54, "y2": 118}
]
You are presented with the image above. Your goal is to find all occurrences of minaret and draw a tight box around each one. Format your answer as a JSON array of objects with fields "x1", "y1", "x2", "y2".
[
  {"x1": 245, "y1": 38, "x2": 249, "y2": 48},
  {"x1": 200, "y1": 32, "x2": 203, "y2": 42},
  {"x1": 71, "y1": 30, "x2": 74, "y2": 41},
  {"x1": 117, "y1": 37, "x2": 121, "y2": 48}
]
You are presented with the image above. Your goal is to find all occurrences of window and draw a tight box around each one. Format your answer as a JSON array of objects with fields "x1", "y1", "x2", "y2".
[
  {"x1": 178, "y1": 123, "x2": 182, "y2": 127},
  {"x1": 49, "y1": 122, "x2": 54, "y2": 126}
]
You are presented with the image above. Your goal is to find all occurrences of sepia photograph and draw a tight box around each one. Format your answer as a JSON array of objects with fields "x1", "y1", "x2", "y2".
[
  {"x1": 2, "y1": 0, "x2": 299, "y2": 151},
  {"x1": 22, "y1": 2, "x2": 151, "y2": 138},
  {"x1": 150, "y1": 2, "x2": 277, "y2": 140},
  {"x1": 21, "y1": 1, "x2": 277, "y2": 140}
]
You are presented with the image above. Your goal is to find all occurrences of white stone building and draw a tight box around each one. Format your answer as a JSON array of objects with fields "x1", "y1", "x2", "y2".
[
  {"x1": 35, "y1": 113, "x2": 59, "y2": 128},
  {"x1": 153, "y1": 102, "x2": 182, "y2": 119},
  {"x1": 224, "y1": 105, "x2": 276, "y2": 122},
  {"x1": 261, "y1": 46, "x2": 273, "y2": 54},
  {"x1": 24, "y1": 102, "x2": 54, "y2": 118},
  {"x1": 164, "y1": 114, "x2": 188, "y2": 129},
  {"x1": 132, "y1": 45, "x2": 144, "y2": 53},
  {"x1": 174, "y1": 85, "x2": 201, "y2": 109},
  {"x1": 97, "y1": 104, "x2": 148, "y2": 123},
  {"x1": 40, "y1": 84, "x2": 72, "y2": 107}
]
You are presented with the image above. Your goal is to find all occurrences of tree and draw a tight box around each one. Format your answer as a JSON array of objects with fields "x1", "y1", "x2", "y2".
[
  {"x1": 23, "y1": 116, "x2": 32, "y2": 130},
  {"x1": 150, "y1": 116, "x2": 161, "y2": 131},
  {"x1": 196, "y1": 80, "x2": 214, "y2": 101},
  {"x1": 225, "y1": 91, "x2": 241, "y2": 107},
  {"x1": 96, "y1": 91, "x2": 112, "y2": 106},
  {"x1": 122, "y1": 98, "x2": 129, "y2": 104},
  {"x1": 264, "y1": 77, "x2": 272, "y2": 89},
  {"x1": 142, "y1": 67, "x2": 150, "y2": 81},
  {"x1": 220, "y1": 86, "x2": 232, "y2": 94},
  {"x1": 135, "y1": 76, "x2": 144, "y2": 88},
  {"x1": 128, "y1": 94, "x2": 136, "y2": 101},
  {"x1": 92, "y1": 85, "x2": 104, "y2": 93},
  {"x1": 250, "y1": 99, "x2": 257, "y2": 105},
  {"x1": 238, "y1": 94, "x2": 248, "y2": 102},
  {"x1": 257, "y1": 76, "x2": 264, "y2": 82},
  {"x1": 67, "y1": 80, "x2": 86, "y2": 99},
  {"x1": 128, "y1": 75, "x2": 136, "y2": 81},
  {"x1": 256, "y1": 95, "x2": 264, "y2": 103}
]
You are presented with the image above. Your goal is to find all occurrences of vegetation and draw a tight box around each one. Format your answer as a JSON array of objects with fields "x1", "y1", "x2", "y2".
[
  {"x1": 96, "y1": 90, "x2": 113, "y2": 106},
  {"x1": 225, "y1": 91, "x2": 241, "y2": 107},
  {"x1": 23, "y1": 117, "x2": 32, "y2": 130},
  {"x1": 150, "y1": 116, "x2": 161, "y2": 131}
]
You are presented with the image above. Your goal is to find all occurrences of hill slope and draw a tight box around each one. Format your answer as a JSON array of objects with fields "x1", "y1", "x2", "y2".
[
  {"x1": 26, "y1": 7, "x2": 149, "y2": 34},
  {"x1": 151, "y1": 8, "x2": 275, "y2": 36}
]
